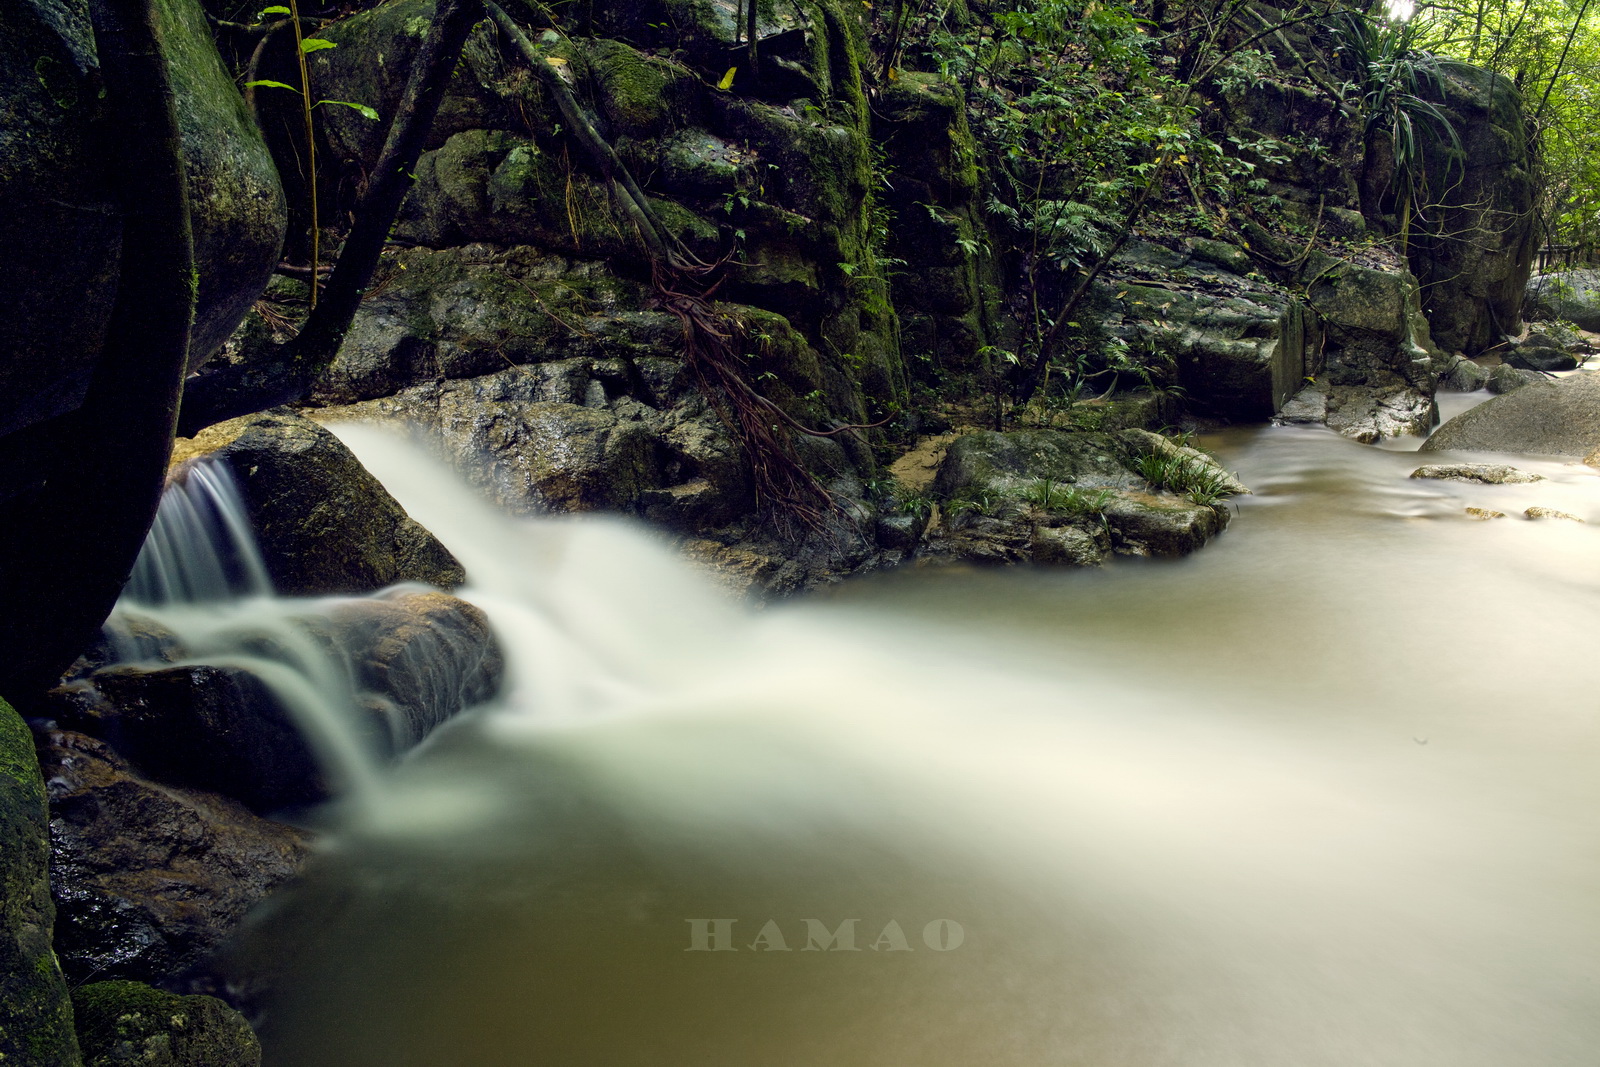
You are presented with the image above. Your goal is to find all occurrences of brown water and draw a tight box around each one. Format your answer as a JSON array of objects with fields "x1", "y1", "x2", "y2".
[{"x1": 239, "y1": 419, "x2": 1600, "y2": 1067}]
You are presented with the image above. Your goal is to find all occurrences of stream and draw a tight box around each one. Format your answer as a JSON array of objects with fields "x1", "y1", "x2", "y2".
[{"x1": 209, "y1": 412, "x2": 1600, "y2": 1066}]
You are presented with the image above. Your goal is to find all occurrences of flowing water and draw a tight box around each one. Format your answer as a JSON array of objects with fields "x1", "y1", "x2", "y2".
[{"x1": 208, "y1": 413, "x2": 1600, "y2": 1066}]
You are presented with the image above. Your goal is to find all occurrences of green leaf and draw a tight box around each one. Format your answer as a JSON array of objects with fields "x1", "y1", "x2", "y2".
[
  {"x1": 259, "y1": 4, "x2": 291, "y2": 14},
  {"x1": 717, "y1": 67, "x2": 737, "y2": 90},
  {"x1": 316, "y1": 99, "x2": 379, "y2": 120},
  {"x1": 300, "y1": 38, "x2": 337, "y2": 53},
  {"x1": 244, "y1": 79, "x2": 299, "y2": 93}
]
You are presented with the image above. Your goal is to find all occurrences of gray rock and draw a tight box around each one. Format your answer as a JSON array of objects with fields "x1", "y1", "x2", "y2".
[
  {"x1": 1421, "y1": 371, "x2": 1600, "y2": 456},
  {"x1": 1525, "y1": 507, "x2": 1583, "y2": 522},
  {"x1": 1487, "y1": 363, "x2": 1544, "y2": 394},
  {"x1": 1410, "y1": 61, "x2": 1536, "y2": 355},
  {"x1": 1409, "y1": 463, "x2": 1543, "y2": 483},
  {"x1": 40, "y1": 728, "x2": 310, "y2": 986},
  {"x1": 171, "y1": 411, "x2": 465, "y2": 596},
  {"x1": 1526, "y1": 270, "x2": 1600, "y2": 331},
  {"x1": 1325, "y1": 384, "x2": 1436, "y2": 441},
  {"x1": 1438, "y1": 357, "x2": 1489, "y2": 391}
]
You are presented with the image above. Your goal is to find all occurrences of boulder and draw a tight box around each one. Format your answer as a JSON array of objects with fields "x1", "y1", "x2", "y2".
[
  {"x1": 0, "y1": 699, "x2": 79, "y2": 1066},
  {"x1": 1420, "y1": 372, "x2": 1600, "y2": 456},
  {"x1": 72, "y1": 980, "x2": 258, "y2": 1067},
  {"x1": 0, "y1": 0, "x2": 283, "y2": 436},
  {"x1": 171, "y1": 411, "x2": 465, "y2": 596},
  {"x1": 1502, "y1": 345, "x2": 1578, "y2": 372},
  {"x1": 41, "y1": 729, "x2": 309, "y2": 987},
  {"x1": 53, "y1": 592, "x2": 502, "y2": 811},
  {"x1": 1486, "y1": 363, "x2": 1543, "y2": 394},
  {"x1": 1437, "y1": 356, "x2": 1489, "y2": 391},
  {"x1": 1409, "y1": 463, "x2": 1542, "y2": 483},
  {"x1": 1526, "y1": 269, "x2": 1600, "y2": 331},
  {"x1": 1410, "y1": 60, "x2": 1536, "y2": 355}
]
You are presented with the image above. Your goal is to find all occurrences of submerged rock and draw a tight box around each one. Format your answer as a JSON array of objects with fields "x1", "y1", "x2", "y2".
[
  {"x1": 1464, "y1": 507, "x2": 1506, "y2": 520},
  {"x1": 72, "y1": 980, "x2": 259, "y2": 1067},
  {"x1": 1421, "y1": 372, "x2": 1600, "y2": 456},
  {"x1": 53, "y1": 592, "x2": 502, "y2": 812},
  {"x1": 40, "y1": 729, "x2": 310, "y2": 987},
  {"x1": 1525, "y1": 507, "x2": 1583, "y2": 522},
  {"x1": 0, "y1": 699, "x2": 79, "y2": 1066},
  {"x1": 171, "y1": 411, "x2": 465, "y2": 595},
  {"x1": 1409, "y1": 463, "x2": 1543, "y2": 484}
]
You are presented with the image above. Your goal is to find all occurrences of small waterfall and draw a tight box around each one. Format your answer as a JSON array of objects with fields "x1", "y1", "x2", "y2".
[{"x1": 124, "y1": 458, "x2": 272, "y2": 606}]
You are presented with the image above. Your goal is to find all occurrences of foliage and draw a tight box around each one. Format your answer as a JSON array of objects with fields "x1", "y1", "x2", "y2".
[
  {"x1": 1021, "y1": 478, "x2": 1116, "y2": 515},
  {"x1": 1135, "y1": 450, "x2": 1238, "y2": 505}
]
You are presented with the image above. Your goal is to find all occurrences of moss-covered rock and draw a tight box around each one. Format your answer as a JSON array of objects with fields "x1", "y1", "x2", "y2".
[
  {"x1": 72, "y1": 981, "x2": 257, "y2": 1067},
  {"x1": 0, "y1": 697, "x2": 81, "y2": 1066}
]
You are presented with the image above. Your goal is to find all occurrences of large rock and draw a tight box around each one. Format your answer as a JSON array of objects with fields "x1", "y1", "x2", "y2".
[
  {"x1": 1526, "y1": 269, "x2": 1600, "y2": 331},
  {"x1": 72, "y1": 980, "x2": 259, "y2": 1066},
  {"x1": 0, "y1": 0, "x2": 285, "y2": 439},
  {"x1": 53, "y1": 592, "x2": 503, "y2": 811},
  {"x1": 0, "y1": 700, "x2": 80, "y2": 1066},
  {"x1": 1420, "y1": 372, "x2": 1600, "y2": 456},
  {"x1": 1410, "y1": 60, "x2": 1536, "y2": 355},
  {"x1": 171, "y1": 411, "x2": 465, "y2": 596},
  {"x1": 41, "y1": 729, "x2": 310, "y2": 987}
]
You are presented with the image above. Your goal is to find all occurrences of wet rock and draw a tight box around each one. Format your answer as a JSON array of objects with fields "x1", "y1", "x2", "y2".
[
  {"x1": 171, "y1": 410, "x2": 464, "y2": 595},
  {"x1": 1277, "y1": 382, "x2": 1329, "y2": 424},
  {"x1": 1437, "y1": 357, "x2": 1489, "y2": 391},
  {"x1": 1029, "y1": 524, "x2": 1110, "y2": 566},
  {"x1": 51, "y1": 592, "x2": 501, "y2": 811},
  {"x1": 1526, "y1": 269, "x2": 1600, "y2": 331},
  {"x1": 1421, "y1": 372, "x2": 1600, "y2": 456},
  {"x1": 1324, "y1": 384, "x2": 1436, "y2": 441},
  {"x1": 1102, "y1": 491, "x2": 1229, "y2": 557},
  {"x1": 1464, "y1": 507, "x2": 1506, "y2": 520},
  {"x1": 1486, "y1": 363, "x2": 1544, "y2": 394},
  {"x1": 1525, "y1": 507, "x2": 1583, "y2": 522},
  {"x1": 40, "y1": 729, "x2": 310, "y2": 987},
  {"x1": 0, "y1": 699, "x2": 79, "y2": 1066},
  {"x1": 73, "y1": 980, "x2": 259, "y2": 1066},
  {"x1": 1409, "y1": 463, "x2": 1543, "y2": 484}
]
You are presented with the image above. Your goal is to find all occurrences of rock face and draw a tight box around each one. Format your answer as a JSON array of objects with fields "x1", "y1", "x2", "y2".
[
  {"x1": 40, "y1": 729, "x2": 310, "y2": 988},
  {"x1": 0, "y1": 0, "x2": 284, "y2": 439},
  {"x1": 1526, "y1": 269, "x2": 1600, "y2": 331},
  {"x1": 1410, "y1": 60, "x2": 1536, "y2": 355},
  {"x1": 0, "y1": 700, "x2": 79, "y2": 1066},
  {"x1": 171, "y1": 411, "x2": 465, "y2": 596},
  {"x1": 1421, "y1": 372, "x2": 1600, "y2": 456},
  {"x1": 72, "y1": 980, "x2": 259, "y2": 1067},
  {"x1": 53, "y1": 591, "x2": 502, "y2": 811}
]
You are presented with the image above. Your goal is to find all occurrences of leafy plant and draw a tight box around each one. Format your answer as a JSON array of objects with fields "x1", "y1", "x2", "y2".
[
  {"x1": 1136, "y1": 451, "x2": 1239, "y2": 506},
  {"x1": 1023, "y1": 477, "x2": 1116, "y2": 516}
]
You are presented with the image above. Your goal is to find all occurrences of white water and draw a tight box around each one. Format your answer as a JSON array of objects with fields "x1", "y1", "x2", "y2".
[{"x1": 224, "y1": 419, "x2": 1600, "y2": 1066}]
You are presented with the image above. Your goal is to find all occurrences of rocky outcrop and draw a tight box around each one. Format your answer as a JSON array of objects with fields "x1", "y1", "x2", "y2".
[
  {"x1": 0, "y1": 700, "x2": 79, "y2": 1066},
  {"x1": 1420, "y1": 372, "x2": 1600, "y2": 456},
  {"x1": 1526, "y1": 269, "x2": 1600, "y2": 331},
  {"x1": 172, "y1": 411, "x2": 465, "y2": 596},
  {"x1": 72, "y1": 980, "x2": 259, "y2": 1066},
  {"x1": 1409, "y1": 463, "x2": 1542, "y2": 483},
  {"x1": 1410, "y1": 60, "x2": 1536, "y2": 356},
  {"x1": 40, "y1": 729, "x2": 310, "y2": 987},
  {"x1": 52, "y1": 592, "x2": 502, "y2": 811}
]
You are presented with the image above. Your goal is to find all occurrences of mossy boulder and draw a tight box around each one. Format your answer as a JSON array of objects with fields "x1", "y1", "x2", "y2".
[
  {"x1": 170, "y1": 411, "x2": 465, "y2": 596},
  {"x1": 1420, "y1": 371, "x2": 1600, "y2": 456},
  {"x1": 0, "y1": 697, "x2": 81, "y2": 1066},
  {"x1": 72, "y1": 981, "x2": 257, "y2": 1067}
]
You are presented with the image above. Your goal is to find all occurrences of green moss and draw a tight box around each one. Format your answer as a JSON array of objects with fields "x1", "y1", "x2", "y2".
[
  {"x1": 73, "y1": 981, "x2": 259, "y2": 1067},
  {"x1": 585, "y1": 39, "x2": 695, "y2": 140}
]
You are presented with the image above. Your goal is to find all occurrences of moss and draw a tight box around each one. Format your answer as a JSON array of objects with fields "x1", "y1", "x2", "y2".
[
  {"x1": 73, "y1": 981, "x2": 259, "y2": 1067},
  {"x1": 585, "y1": 39, "x2": 696, "y2": 140},
  {"x1": 0, "y1": 697, "x2": 80, "y2": 1067}
]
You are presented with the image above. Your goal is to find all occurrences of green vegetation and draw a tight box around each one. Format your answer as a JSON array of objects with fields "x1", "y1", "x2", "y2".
[
  {"x1": 1021, "y1": 477, "x2": 1116, "y2": 516},
  {"x1": 1136, "y1": 450, "x2": 1240, "y2": 506}
]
